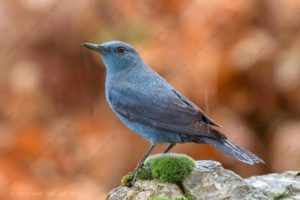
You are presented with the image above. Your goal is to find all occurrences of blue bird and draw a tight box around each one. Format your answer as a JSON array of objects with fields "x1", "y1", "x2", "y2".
[{"x1": 82, "y1": 41, "x2": 264, "y2": 184}]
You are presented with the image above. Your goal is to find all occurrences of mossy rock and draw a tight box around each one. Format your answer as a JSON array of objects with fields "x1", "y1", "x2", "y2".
[
  {"x1": 121, "y1": 153, "x2": 195, "y2": 186},
  {"x1": 121, "y1": 166, "x2": 151, "y2": 187},
  {"x1": 121, "y1": 174, "x2": 133, "y2": 187}
]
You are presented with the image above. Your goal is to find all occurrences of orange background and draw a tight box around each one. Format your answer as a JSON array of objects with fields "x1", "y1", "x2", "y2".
[{"x1": 1, "y1": 0, "x2": 300, "y2": 199}]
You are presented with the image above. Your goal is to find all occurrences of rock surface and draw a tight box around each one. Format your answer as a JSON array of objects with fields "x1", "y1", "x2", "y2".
[
  {"x1": 182, "y1": 160, "x2": 261, "y2": 200},
  {"x1": 246, "y1": 171, "x2": 300, "y2": 200},
  {"x1": 107, "y1": 160, "x2": 300, "y2": 200},
  {"x1": 107, "y1": 180, "x2": 185, "y2": 200}
]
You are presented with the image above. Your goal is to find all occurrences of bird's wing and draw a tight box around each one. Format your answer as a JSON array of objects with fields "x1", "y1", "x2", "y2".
[
  {"x1": 108, "y1": 83, "x2": 223, "y2": 138},
  {"x1": 171, "y1": 89, "x2": 222, "y2": 127}
]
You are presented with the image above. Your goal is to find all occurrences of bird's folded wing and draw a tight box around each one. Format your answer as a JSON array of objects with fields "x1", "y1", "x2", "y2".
[
  {"x1": 171, "y1": 89, "x2": 222, "y2": 127},
  {"x1": 108, "y1": 85, "x2": 222, "y2": 138}
]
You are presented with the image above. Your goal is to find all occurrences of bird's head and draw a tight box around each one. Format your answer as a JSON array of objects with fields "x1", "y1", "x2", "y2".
[{"x1": 82, "y1": 41, "x2": 144, "y2": 73}]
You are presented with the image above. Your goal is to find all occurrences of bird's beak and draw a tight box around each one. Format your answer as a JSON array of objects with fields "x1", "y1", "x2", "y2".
[{"x1": 81, "y1": 43, "x2": 107, "y2": 54}]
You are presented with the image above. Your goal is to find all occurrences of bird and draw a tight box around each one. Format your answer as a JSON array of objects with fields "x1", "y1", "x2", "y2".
[{"x1": 82, "y1": 40, "x2": 264, "y2": 184}]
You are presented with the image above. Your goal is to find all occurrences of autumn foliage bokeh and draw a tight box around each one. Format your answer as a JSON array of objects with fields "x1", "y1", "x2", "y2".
[{"x1": 1, "y1": 0, "x2": 300, "y2": 199}]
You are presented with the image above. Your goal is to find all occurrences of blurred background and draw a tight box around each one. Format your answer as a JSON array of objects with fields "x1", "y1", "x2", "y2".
[{"x1": 1, "y1": 0, "x2": 300, "y2": 199}]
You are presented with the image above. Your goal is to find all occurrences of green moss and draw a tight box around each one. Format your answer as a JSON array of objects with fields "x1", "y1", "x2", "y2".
[
  {"x1": 273, "y1": 193, "x2": 289, "y2": 200},
  {"x1": 137, "y1": 165, "x2": 152, "y2": 180},
  {"x1": 121, "y1": 167, "x2": 152, "y2": 186},
  {"x1": 149, "y1": 197, "x2": 187, "y2": 200},
  {"x1": 121, "y1": 174, "x2": 132, "y2": 187},
  {"x1": 145, "y1": 153, "x2": 195, "y2": 183},
  {"x1": 183, "y1": 190, "x2": 195, "y2": 200},
  {"x1": 121, "y1": 153, "x2": 195, "y2": 186}
]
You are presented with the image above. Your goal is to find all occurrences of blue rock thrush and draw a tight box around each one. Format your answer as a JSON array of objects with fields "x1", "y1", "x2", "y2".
[{"x1": 82, "y1": 41, "x2": 264, "y2": 184}]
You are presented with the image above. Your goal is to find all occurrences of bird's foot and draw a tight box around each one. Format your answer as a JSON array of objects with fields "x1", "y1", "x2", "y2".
[
  {"x1": 130, "y1": 168, "x2": 140, "y2": 186},
  {"x1": 131, "y1": 166, "x2": 140, "y2": 186},
  {"x1": 131, "y1": 163, "x2": 148, "y2": 186},
  {"x1": 131, "y1": 176, "x2": 137, "y2": 186}
]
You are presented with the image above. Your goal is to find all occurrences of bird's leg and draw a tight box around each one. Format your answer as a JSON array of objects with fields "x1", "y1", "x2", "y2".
[
  {"x1": 163, "y1": 143, "x2": 176, "y2": 153},
  {"x1": 131, "y1": 143, "x2": 156, "y2": 185}
]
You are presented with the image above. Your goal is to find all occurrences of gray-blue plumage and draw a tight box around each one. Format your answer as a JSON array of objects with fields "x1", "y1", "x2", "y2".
[{"x1": 82, "y1": 41, "x2": 264, "y2": 184}]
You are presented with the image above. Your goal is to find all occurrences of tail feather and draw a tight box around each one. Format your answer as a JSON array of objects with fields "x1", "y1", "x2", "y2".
[{"x1": 199, "y1": 137, "x2": 264, "y2": 165}]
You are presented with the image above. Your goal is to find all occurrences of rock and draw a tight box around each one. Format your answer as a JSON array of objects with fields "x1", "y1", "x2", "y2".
[
  {"x1": 246, "y1": 171, "x2": 300, "y2": 200},
  {"x1": 182, "y1": 160, "x2": 262, "y2": 200},
  {"x1": 107, "y1": 158, "x2": 300, "y2": 200},
  {"x1": 183, "y1": 161, "x2": 300, "y2": 200},
  {"x1": 107, "y1": 180, "x2": 185, "y2": 200}
]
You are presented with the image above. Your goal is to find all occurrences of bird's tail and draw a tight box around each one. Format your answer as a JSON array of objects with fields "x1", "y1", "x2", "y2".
[{"x1": 195, "y1": 134, "x2": 264, "y2": 165}]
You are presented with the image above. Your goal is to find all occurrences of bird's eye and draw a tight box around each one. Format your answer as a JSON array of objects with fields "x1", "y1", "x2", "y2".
[{"x1": 116, "y1": 46, "x2": 126, "y2": 54}]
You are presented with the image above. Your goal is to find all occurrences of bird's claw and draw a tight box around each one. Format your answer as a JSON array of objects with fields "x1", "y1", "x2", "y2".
[{"x1": 130, "y1": 168, "x2": 140, "y2": 186}]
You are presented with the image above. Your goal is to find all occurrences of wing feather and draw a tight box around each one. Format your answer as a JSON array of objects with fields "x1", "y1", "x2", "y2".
[{"x1": 108, "y1": 83, "x2": 222, "y2": 138}]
